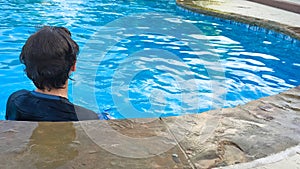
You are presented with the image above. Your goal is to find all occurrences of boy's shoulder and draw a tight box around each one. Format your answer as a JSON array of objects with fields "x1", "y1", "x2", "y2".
[{"x1": 8, "y1": 89, "x2": 30, "y2": 101}]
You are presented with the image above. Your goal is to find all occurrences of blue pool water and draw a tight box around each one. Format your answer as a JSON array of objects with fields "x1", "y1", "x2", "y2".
[{"x1": 0, "y1": 0, "x2": 299, "y2": 119}]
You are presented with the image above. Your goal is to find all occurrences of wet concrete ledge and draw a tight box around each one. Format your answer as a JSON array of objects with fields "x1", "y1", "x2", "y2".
[
  {"x1": 176, "y1": 0, "x2": 300, "y2": 40},
  {"x1": 0, "y1": 86, "x2": 299, "y2": 168}
]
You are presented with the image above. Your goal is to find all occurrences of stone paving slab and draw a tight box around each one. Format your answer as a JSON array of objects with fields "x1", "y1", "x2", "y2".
[
  {"x1": 253, "y1": 154, "x2": 300, "y2": 169},
  {"x1": 218, "y1": 144, "x2": 300, "y2": 169}
]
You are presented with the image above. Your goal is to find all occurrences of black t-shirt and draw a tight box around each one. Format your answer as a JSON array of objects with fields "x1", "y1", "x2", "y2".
[{"x1": 6, "y1": 90, "x2": 100, "y2": 121}]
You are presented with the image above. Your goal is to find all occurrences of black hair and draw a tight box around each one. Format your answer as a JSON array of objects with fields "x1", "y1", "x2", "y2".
[{"x1": 20, "y1": 26, "x2": 79, "y2": 91}]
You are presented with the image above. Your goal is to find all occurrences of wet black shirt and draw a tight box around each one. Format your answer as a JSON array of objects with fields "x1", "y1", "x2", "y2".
[{"x1": 6, "y1": 90, "x2": 99, "y2": 121}]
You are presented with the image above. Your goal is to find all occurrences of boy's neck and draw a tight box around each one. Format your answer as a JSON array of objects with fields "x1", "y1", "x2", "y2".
[{"x1": 35, "y1": 82, "x2": 68, "y2": 99}]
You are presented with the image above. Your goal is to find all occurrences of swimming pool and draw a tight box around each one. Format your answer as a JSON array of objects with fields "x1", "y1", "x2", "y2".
[{"x1": 0, "y1": 0, "x2": 299, "y2": 119}]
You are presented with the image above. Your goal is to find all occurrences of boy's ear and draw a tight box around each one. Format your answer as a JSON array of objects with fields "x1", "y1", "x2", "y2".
[{"x1": 71, "y1": 61, "x2": 76, "y2": 72}]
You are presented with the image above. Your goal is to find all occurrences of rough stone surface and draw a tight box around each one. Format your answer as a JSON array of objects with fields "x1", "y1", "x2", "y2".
[
  {"x1": 0, "y1": 86, "x2": 299, "y2": 168},
  {"x1": 159, "y1": 87, "x2": 300, "y2": 168}
]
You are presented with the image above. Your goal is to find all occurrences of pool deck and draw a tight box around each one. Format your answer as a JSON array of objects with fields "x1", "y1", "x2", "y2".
[
  {"x1": 0, "y1": 1, "x2": 300, "y2": 169},
  {"x1": 177, "y1": 0, "x2": 300, "y2": 40}
]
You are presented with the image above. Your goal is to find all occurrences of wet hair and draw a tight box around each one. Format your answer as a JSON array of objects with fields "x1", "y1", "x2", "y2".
[{"x1": 20, "y1": 26, "x2": 79, "y2": 91}]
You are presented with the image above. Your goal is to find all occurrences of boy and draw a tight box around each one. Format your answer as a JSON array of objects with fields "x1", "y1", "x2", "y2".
[{"x1": 6, "y1": 26, "x2": 102, "y2": 121}]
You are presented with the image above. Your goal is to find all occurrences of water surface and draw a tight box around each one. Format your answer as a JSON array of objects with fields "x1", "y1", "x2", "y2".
[{"x1": 0, "y1": 0, "x2": 299, "y2": 119}]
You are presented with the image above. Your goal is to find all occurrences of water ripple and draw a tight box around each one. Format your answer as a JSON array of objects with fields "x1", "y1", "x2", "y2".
[{"x1": 0, "y1": 0, "x2": 299, "y2": 119}]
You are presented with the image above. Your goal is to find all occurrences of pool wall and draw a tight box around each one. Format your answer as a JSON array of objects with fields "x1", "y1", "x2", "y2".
[{"x1": 176, "y1": 0, "x2": 300, "y2": 40}]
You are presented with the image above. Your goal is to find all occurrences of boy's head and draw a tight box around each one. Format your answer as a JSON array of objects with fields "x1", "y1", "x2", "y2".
[{"x1": 20, "y1": 26, "x2": 79, "y2": 91}]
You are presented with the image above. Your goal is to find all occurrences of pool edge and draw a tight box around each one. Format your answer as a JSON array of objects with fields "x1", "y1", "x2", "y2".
[
  {"x1": 0, "y1": 86, "x2": 299, "y2": 168},
  {"x1": 176, "y1": 0, "x2": 300, "y2": 40}
]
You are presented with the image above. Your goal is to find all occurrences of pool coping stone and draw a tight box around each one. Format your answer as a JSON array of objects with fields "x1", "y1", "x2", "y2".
[
  {"x1": 0, "y1": 86, "x2": 299, "y2": 168},
  {"x1": 176, "y1": 0, "x2": 300, "y2": 40}
]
